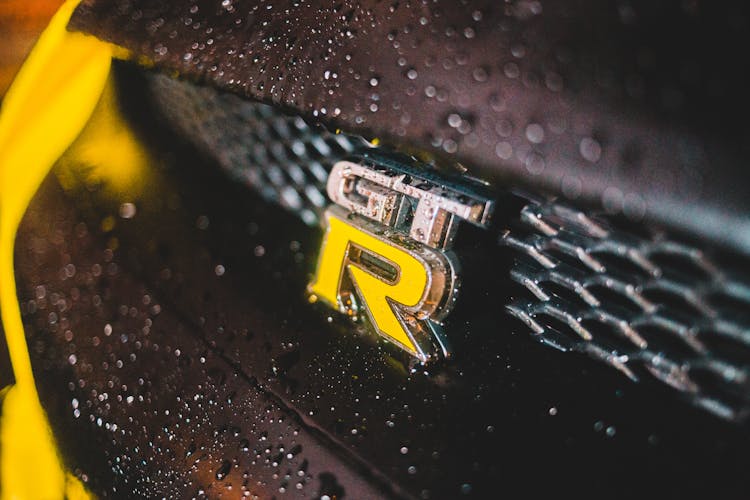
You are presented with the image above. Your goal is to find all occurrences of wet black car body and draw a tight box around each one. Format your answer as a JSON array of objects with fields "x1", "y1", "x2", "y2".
[{"x1": 8, "y1": 1, "x2": 750, "y2": 498}]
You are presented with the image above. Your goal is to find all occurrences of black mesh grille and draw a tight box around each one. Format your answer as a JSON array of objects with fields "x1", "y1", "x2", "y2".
[
  {"x1": 148, "y1": 75, "x2": 750, "y2": 420},
  {"x1": 148, "y1": 73, "x2": 364, "y2": 226},
  {"x1": 503, "y1": 195, "x2": 750, "y2": 420}
]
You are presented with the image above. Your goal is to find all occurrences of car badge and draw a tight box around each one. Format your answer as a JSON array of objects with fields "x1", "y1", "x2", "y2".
[{"x1": 309, "y1": 153, "x2": 494, "y2": 362}]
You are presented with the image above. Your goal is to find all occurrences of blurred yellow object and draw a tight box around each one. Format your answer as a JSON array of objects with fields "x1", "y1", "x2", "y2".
[{"x1": 0, "y1": 0, "x2": 111, "y2": 498}]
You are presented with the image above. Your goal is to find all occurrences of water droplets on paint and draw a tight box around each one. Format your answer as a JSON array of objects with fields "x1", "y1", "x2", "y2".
[
  {"x1": 580, "y1": 137, "x2": 602, "y2": 163},
  {"x1": 524, "y1": 151, "x2": 546, "y2": 175},
  {"x1": 525, "y1": 123, "x2": 544, "y2": 144},
  {"x1": 119, "y1": 202, "x2": 137, "y2": 219}
]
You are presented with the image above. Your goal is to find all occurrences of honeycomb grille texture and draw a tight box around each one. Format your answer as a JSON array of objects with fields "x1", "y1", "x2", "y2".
[
  {"x1": 148, "y1": 75, "x2": 750, "y2": 420},
  {"x1": 503, "y1": 196, "x2": 750, "y2": 420},
  {"x1": 148, "y1": 73, "x2": 362, "y2": 226}
]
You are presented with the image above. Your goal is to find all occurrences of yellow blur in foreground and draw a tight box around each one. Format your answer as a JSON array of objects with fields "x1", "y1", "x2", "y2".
[{"x1": 0, "y1": 0, "x2": 111, "y2": 498}]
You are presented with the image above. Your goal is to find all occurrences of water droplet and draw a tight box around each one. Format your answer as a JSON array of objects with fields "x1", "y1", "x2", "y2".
[
  {"x1": 524, "y1": 151, "x2": 546, "y2": 174},
  {"x1": 488, "y1": 93, "x2": 506, "y2": 111},
  {"x1": 196, "y1": 215, "x2": 210, "y2": 230},
  {"x1": 511, "y1": 44, "x2": 527, "y2": 58},
  {"x1": 503, "y1": 62, "x2": 520, "y2": 79},
  {"x1": 495, "y1": 142, "x2": 513, "y2": 160},
  {"x1": 472, "y1": 66, "x2": 488, "y2": 82},
  {"x1": 580, "y1": 137, "x2": 602, "y2": 162},
  {"x1": 525, "y1": 123, "x2": 545, "y2": 144},
  {"x1": 119, "y1": 202, "x2": 137, "y2": 219},
  {"x1": 561, "y1": 176, "x2": 582, "y2": 199},
  {"x1": 443, "y1": 139, "x2": 458, "y2": 153}
]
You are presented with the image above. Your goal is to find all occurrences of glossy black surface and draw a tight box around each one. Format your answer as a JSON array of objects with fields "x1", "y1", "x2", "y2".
[
  {"x1": 70, "y1": 0, "x2": 750, "y2": 255},
  {"x1": 15, "y1": 66, "x2": 750, "y2": 498}
]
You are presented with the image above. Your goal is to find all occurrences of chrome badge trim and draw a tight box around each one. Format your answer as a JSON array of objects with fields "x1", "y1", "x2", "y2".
[{"x1": 309, "y1": 154, "x2": 494, "y2": 362}]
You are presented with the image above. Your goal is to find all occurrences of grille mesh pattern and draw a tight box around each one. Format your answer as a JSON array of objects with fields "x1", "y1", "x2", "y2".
[
  {"x1": 503, "y1": 195, "x2": 750, "y2": 420},
  {"x1": 148, "y1": 75, "x2": 750, "y2": 420},
  {"x1": 149, "y1": 74, "x2": 362, "y2": 225}
]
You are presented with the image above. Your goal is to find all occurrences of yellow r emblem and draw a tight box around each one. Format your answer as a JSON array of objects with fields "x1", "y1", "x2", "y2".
[
  {"x1": 309, "y1": 156, "x2": 493, "y2": 361},
  {"x1": 309, "y1": 206, "x2": 457, "y2": 361}
]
